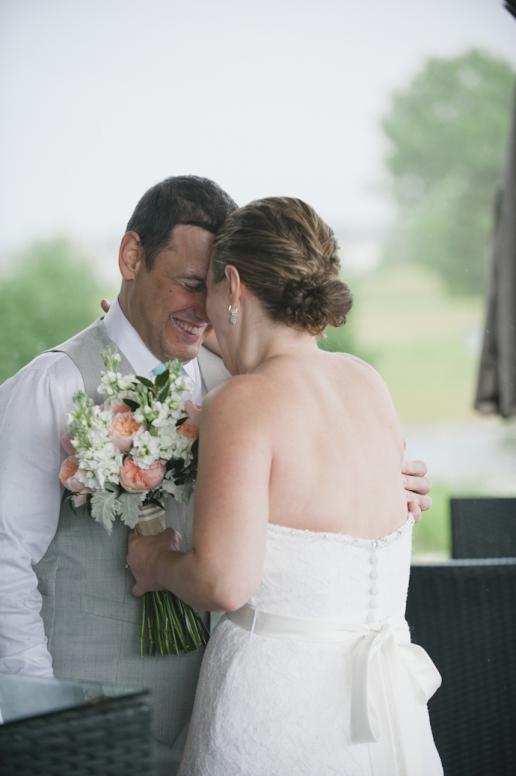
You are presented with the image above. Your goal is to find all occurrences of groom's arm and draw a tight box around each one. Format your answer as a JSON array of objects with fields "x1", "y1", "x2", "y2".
[{"x1": 0, "y1": 354, "x2": 81, "y2": 676}]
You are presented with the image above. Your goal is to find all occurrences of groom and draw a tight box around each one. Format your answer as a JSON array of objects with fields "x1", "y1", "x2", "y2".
[{"x1": 0, "y1": 175, "x2": 431, "y2": 774}]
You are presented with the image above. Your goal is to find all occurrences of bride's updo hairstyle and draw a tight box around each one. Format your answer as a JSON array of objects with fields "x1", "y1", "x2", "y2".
[{"x1": 212, "y1": 197, "x2": 352, "y2": 335}]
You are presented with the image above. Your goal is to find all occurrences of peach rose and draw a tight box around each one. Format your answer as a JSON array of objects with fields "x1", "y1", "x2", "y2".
[
  {"x1": 60, "y1": 431, "x2": 76, "y2": 456},
  {"x1": 100, "y1": 401, "x2": 131, "y2": 415},
  {"x1": 111, "y1": 402, "x2": 131, "y2": 415},
  {"x1": 59, "y1": 455, "x2": 87, "y2": 493},
  {"x1": 178, "y1": 419, "x2": 198, "y2": 440},
  {"x1": 109, "y1": 411, "x2": 142, "y2": 452},
  {"x1": 72, "y1": 493, "x2": 89, "y2": 508},
  {"x1": 119, "y1": 457, "x2": 165, "y2": 493},
  {"x1": 178, "y1": 400, "x2": 201, "y2": 440}
]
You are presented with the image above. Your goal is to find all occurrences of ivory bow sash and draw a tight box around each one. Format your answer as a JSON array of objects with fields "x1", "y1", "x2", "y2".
[{"x1": 226, "y1": 604, "x2": 442, "y2": 776}]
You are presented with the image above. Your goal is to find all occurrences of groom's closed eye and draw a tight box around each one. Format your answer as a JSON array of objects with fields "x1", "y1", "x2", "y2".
[{"x1": 177, "y1": 277, "x2": 207, "y2": 293}]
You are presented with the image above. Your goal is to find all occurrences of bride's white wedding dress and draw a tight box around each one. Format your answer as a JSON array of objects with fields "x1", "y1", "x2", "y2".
[{"x1": 178, "y1": 515, "x2": 443, "y2": 776}]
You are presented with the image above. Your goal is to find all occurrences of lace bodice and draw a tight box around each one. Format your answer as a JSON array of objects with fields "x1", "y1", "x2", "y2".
[{"x1": 249, "y1": 516, "x2": 414, "y2": 623}]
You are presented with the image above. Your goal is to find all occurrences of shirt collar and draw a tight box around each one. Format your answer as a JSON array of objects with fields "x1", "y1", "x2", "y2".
[{"x1": 103, "y1": 298, "x2": 198, "y2": 379}]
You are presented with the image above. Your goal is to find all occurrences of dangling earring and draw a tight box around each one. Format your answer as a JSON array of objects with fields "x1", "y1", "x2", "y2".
[{"x1": 228, "y1": 304, "x2": 239, "y2": 325}]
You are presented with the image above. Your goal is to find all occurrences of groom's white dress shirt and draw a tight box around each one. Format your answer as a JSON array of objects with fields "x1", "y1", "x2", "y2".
[{"x1": 0, "y1": 300, "x2": 201, "y2": 676}]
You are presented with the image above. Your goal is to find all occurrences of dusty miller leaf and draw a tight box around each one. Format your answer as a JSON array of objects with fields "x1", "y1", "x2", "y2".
[
  {"x1": 116, "y1": 492, "x2": 145, "y2": 529},
  {"x1": 90, "y1": 491, "x2": 119, "y2": 535}
]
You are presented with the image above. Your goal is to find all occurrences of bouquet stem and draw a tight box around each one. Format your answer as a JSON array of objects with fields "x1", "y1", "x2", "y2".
[{"x1": 136, "y1": 504, "x2": 209, "y2": 657}]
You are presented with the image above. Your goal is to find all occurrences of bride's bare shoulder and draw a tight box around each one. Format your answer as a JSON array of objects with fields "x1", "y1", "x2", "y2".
[
  {"x1": 202, "y1": 374, "x2": 275, "y2": 423},
  {"x1": 326, "y1": 351, "x2": 398, "y2": 410},
  {"x1": 327, "y1": 350, "x2": 383, "y2": 382}
]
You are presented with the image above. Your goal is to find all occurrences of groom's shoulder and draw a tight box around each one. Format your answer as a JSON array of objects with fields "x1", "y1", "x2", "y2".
[
  {"x1": 49, "y1": 317, "x2": 105, "y2": 354},
  {"x1": 0, "y1": 350, "x2": 78, "y2": 399},
  {"x1": 197, "y1": 345, "x2": 230, "y2": 390},
  {"x1": 1, "y1": 319, "x2": 102, "y2": 391}
]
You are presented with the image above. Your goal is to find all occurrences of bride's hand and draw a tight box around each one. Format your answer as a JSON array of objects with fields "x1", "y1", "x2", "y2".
[{"x1": 126, "y1": 528, "x2": 182, "y2": 596}]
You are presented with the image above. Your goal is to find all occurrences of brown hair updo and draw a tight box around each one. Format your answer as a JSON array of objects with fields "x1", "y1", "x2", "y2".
[{"x1": 211, "y1": 197, "x2": 352, "y2": 335}]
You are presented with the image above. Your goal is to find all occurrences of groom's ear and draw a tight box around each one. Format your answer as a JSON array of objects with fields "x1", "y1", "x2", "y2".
[{"x1": 119, "y1": 231, "x2": 145, "y2": 280}]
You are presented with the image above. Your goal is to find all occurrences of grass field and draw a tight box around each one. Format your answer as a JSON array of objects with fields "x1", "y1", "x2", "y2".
[
  {"x1": 326, "y1": 264, "x2": 484, "y2": 426},
  {"x1": 412, "y1": 483, "x2": 451, "y2": 559}
]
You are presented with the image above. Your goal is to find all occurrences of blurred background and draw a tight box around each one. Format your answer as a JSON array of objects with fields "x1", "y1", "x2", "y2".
[{"x1": 1, "y1": 0, "x2": 515, "y2": 557}]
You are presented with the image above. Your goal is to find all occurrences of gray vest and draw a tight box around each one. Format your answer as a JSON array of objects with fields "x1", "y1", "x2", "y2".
[{"x1": 34, "y1": 319, "x2": 229, "y2": 752}]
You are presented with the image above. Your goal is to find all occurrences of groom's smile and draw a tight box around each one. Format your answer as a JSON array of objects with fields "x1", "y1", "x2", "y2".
[
  {"x1": 171, "y1": 316, "x2": 206, "y2": 339},
  {"x1": 119, "y1": 224, "x2": 213, "y2": 363}
]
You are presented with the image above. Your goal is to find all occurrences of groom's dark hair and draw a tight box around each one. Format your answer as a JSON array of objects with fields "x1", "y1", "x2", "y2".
[{"x1": 126, "y1": 175, "x2": 237, "y2": 269}]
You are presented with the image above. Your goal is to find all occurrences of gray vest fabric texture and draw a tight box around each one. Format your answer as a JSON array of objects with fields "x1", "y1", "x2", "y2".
[{"x1": 34, "y1": 319, "x2": 229, "y2": 762}]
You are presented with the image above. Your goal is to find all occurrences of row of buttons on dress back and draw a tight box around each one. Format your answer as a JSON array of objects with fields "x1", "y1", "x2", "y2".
[{"x1": 366, "y1": 542, "x2": 380, "y2": 624}]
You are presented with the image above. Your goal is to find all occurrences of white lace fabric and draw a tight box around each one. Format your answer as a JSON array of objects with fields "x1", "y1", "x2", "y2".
[{"x1": 178, "y1": 517, "x2": 443, "y2": 776}]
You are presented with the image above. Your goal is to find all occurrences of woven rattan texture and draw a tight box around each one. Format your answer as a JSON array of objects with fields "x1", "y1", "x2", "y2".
[
  {"x1": 0, "y1": 692, "x2": 154, "y2": 776},
  {"x1": 451, "y1": 497, "x2": 516, "y2": 558},
  {"x1": 406, "y1": 559, "x2": 516, "y2": 776}
]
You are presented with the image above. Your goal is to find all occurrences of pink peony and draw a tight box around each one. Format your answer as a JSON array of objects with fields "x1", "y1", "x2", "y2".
[
  {"x1": 109, "y1": 411, "x2": 142, "y2": 452},
  {"x1": 59, "y1": 456, "x2": 87, "y2": 493},
  {"x1": 119, "y1": 457, "x2": 165, "y2": 493}
]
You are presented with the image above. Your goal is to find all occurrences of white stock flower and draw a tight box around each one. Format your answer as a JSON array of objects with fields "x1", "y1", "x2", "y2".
[{"x1": 132, "y1": 429, "x2": 162, "y2": 468}]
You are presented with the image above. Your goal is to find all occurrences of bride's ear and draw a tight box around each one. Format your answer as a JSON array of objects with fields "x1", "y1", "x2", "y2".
[{"x1": 224, "y1": 265, "x2": 242, "y2": 307}]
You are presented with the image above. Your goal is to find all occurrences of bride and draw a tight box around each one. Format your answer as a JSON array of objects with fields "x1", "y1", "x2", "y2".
[{"x1": 127, "y1": 197, "x2": 443, "y2": 775}]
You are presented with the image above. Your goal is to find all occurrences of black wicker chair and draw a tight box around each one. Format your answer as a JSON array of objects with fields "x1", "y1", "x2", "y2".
[
  {"x1": 406, "y1": 558, "x2": 516, "y2": 776},
  {"x1": 450, "y1": 496, "x2": 516, "y2": 558},
  {"x1": 0, "y1": 673, "x2": 155, "y2": 776}
]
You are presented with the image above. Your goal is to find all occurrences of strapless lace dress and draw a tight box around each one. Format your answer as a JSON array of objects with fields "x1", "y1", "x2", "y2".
[{"x1": 178, "y1": 516, "x2": 443, "y2": 776}]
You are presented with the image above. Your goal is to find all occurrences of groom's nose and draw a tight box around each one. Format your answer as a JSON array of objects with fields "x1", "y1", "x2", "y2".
[{"x1": 192, "y1": 287, "x2": 208, "y2": 322}]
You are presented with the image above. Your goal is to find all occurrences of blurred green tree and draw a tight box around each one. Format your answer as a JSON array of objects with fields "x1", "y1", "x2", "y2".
[
  {"x1": 0, "y1": 238, "x2": 107, "y2": 383},
  {"x1": 381, "y1": 49, "x2": 514, "y2": 295},
  {"x1": 318, "y1": 323, "x2": 356, "y2": 354}
]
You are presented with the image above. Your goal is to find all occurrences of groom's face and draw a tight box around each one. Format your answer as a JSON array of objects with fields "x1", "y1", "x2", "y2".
[{"x1": 129, "y1": 224, "x2": 213, "y2": 363}]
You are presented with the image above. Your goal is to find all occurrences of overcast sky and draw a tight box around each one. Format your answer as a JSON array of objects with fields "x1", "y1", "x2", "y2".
[{"x1": 1, "y1": 0, "x2": 515, "y2": 276}]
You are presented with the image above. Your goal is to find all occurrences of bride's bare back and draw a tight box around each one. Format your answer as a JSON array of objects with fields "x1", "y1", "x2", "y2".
[{"x1": 255, "y1": 349, "x2": 406, "y2": 539}]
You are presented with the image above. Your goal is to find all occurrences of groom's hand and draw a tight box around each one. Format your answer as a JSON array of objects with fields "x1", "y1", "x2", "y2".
[{"x1": 402, "y1": 458, "x2": 432, "y2": 522}]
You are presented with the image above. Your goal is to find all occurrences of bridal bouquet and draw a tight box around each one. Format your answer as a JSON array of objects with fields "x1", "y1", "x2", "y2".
[{"x1": 59, "y1": 348, "x2": 208, "y2": 657}]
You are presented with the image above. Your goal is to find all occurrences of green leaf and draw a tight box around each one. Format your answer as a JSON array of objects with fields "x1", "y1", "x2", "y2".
[
  {"x1": 166, "y1": 458, "x2": 184, "y2": 472},
  {"x1": 123, "y1": 399, "x2": 139, "y2": 411},
  {"x1": 116, "y1": 492, "x2": 144, "y2": 528},
  {"x1": 136, "y1": 375, "x2": 154, "y2": 389},
  {"x1": 90, "y1": 491, "x2": 119, "y2": 535},
  {"x1": 158, "y1": 386, "x2": 169, "y2": 403},
  {"x1": 155, "y1": 369, "x2": 169, "y2": 390}
]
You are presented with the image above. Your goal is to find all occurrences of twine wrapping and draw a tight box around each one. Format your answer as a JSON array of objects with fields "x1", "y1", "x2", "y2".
[{"x1": 136, "y1": 504, "x2": 166, "y2": 536}]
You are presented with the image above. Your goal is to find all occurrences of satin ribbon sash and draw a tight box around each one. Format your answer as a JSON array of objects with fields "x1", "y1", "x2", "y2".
[{"x1": 226, "y1": 604, "x2": 441, "y2": 774}]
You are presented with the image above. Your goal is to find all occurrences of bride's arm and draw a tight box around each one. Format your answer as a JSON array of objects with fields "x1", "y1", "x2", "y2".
[{"x1": 127, "y1": 376, "x2": 272, "y2": 611}]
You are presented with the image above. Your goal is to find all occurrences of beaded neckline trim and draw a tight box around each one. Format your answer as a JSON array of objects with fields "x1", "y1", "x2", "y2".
[{"x1": 267, "y1": 514, "x2": 415, "y2": 548}]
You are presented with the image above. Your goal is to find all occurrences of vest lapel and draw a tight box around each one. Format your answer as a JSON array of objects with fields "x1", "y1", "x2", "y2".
[{"x1": 197, "y1": 346, "x2": 230, "y2": 395}]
